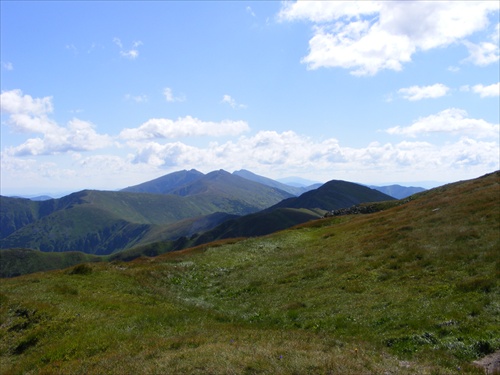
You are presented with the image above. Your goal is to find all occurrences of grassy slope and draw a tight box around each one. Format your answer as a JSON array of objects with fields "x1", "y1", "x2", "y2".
[
  {"x1": 0, "y1": 249, "x2": 103, "y2": 278},
  {"x1": 1, "y1": 183, "x2": 289, "y2": 254},
  {"x1": 0, "y1": 172, "x2": 498, "y2": 374}
]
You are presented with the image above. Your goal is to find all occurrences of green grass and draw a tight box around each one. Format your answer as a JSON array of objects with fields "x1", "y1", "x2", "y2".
[{"x1": 0, "y1": 171, "x2": 498, "y2": 374}]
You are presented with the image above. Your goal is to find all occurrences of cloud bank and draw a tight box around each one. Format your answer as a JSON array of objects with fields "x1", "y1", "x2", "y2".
[{"x1": 1, "y1": 89, "x2": 498, "y2": 192}]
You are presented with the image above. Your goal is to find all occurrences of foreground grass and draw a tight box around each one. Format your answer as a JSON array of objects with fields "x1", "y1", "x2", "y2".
[{"x1": 0, "y1": 172, "x2": 498, "y2": 374}]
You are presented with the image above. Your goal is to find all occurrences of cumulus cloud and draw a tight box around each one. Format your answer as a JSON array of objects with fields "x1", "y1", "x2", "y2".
[
  {"x1": 1, "y1": 89, "x2": 111, "y2": 156},
  {"x1": 398, "y1": 84, "x2": 450, "y2": 101},
  {"x1": 119, "y1": 116, "x2": 250, "y2": 140},
  {"x1": 463, "y1": 40, "x2": 499, "y2": 66},
  {"x1": 163, "y1": 87, "x2": 185, "y2": 102},
  {"x1": 4, "y1": 127, "x2": 498, "y2": 192},
  {"x1": 471, "y1": 82, "x2": 500, "y2": 97},
  {"x1": 278, "y1": 1, "x2": 499, "y2": 75},
  {"x1": 5, "y1": 118, "x2": 111, "y2": 157},
  {"x1": 1, "y1": 89, "x2": 53, "y2": 117},
  {"x1": 221, "y1": 94, "x2": 247, "y2": 109},
  {"x1": 126, "y1": 130, "x2": 345, "y2": 169},
  {"x1": 113, "y1": 38, "x2": 142, "y2": 59},
  {"x1": 120, "y1": 129, "x2": 498, "y2": 184},
  {"x1": 386, "y1": 108, "x2": 499, "y2": 138}
]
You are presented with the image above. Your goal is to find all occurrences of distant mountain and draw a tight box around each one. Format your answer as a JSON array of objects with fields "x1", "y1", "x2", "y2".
[
  {"x1": 184, "y1": 179, "x2": 395, "y2": 245},
  {"x1": 0, "y1": 171, "x2": 293, "y2": 255},
  {"x1": 233, "y1": 169, "x2": 317, "y2": 196},
  {"x1": 276, "y1": 176, "x2": 322, "y2": 188},
  {"x1": 121, "y1": 169, "x2": 204, "y2": 194},
  {"x1": 270, "y1": 179, "x2": 395, "y2": 211},
  {"x1": 10, "y1": 195, "x2": 53, "y2": 201},
  {"x1": 369, "y1": 185, "x2": 426, "y2": 199}
]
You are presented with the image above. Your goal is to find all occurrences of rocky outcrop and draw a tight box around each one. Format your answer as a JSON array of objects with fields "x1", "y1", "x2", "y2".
[{"x1": 323, "y1": 205, "x2": 380, "y2": 217}]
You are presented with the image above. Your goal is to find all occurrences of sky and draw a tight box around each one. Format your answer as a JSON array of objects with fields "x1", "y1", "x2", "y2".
[{"x1": 1, "y1": 1, "x2": 499, "y2": 196}]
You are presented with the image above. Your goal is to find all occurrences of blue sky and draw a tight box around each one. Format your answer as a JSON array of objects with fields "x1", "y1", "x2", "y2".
[{"x1": 1, "y1": 1, "x2": 499, "y2": 196}]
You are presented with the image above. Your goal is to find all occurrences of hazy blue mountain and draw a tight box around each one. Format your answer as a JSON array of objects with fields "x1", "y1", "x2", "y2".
[
  {"x1": 276, "y1": 176, "x2": 322, "y2": 188},
  {"x1": 121, "y1": 169, "x2": 204, "y2": 194},
  {"x1": 233, "y1": 169, "x2": 312, "y2": 196},
  {"x1": 369, "y1": 184, "x2": 426, "y2": 199},
  {"x1": 9, "y1": 195, "x2": 54, "y2": 201},
  {"x1": 270, "y1": 179, "x2": 395, "y2": 211}
]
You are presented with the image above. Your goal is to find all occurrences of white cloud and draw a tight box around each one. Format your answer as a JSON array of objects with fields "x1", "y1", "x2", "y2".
[
  {"x1": 5, "y1": 118, "x2": 112, "y2": 156},
  {"x1": 221, "y1": 94, "x2": 247, "y2": 109},
  {"x1": 279, "y1": 1, "x2": 499, "y2": 75},
  {"x1": 112, "y1": 37, "x2": 123, "y2": 49},
  {"x1": 463, "y1": 40, "x2": 499, "y2": 66},
  {"x1": 462, "y1": 21, "x2": 500, "y2": 66},
  {"x1": 125, "y1": 94, "x2": 148, "y2": 103},
  {"x1": 163, "y1": 87, "x2": 185, "y2": 102},
  {"x1": 3, "y1": 127, "x2": 498, "y2": 193},
  {"x1": 278, "y1": 1, "x2": 381, "y2": 23},
  {"x1": 470, "y1": 82, "x2": 500, "y2": 97},
  {"x1": 113, "y1": 37, "x2": 142, "y2": 59},
  {"x1": 1, "y1": 61, "x2": 13, "y2": 70},
  {"x1": 1, "y1": 89, "x2": 111, "y2": 156},
  {"x1": 398, "y1": 84, "x2": 450, "y2": 101},
  {"x1": 386, "y1": 108, "x2": 499, "y2": 138},
  {"x1": 119, "y1": 116, "x2": 250, "y2": 140},
  {"x1": 246, "y1": 6, "x2": 256, "y2": 17},
  {"x1": 1, "y1": 89, "x2": 53, "y2": 117},
  {"x1": 121, "y1": 130, "x2": 498, "y2": 184}
]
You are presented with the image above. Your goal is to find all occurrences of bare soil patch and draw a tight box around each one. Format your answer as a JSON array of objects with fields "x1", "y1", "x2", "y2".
[{"x1": 473, "y1": 350, "x2": 500, "y2": 374}]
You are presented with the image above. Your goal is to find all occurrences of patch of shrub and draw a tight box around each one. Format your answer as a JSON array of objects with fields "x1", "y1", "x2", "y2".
[
  {"x1": 472, "y1": 340, "x2": 494, "y2": 357},
  {"x1": 13, "y1": 334, "x2": 38, "y2": 355},
  {"x1": 54, "y1": 284, "x2": 78, "y2": 295},
  {"x1": 68, "y1": 263, "x2": 93, "y2": 275},
  {"x1": 456, "y1": 277, "x2": 495, "y2": 293}
]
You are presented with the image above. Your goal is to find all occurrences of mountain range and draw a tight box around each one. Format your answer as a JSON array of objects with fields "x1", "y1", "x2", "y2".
[{"x1": 2, "y1": 168, "x2": 410, "y2": 271}]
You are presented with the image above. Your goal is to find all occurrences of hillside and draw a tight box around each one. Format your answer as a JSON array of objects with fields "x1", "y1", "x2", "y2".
[
  {"x1": 121, "y1": 169, "x2": 204, "y2": 194},
  {"x1": 0, "y1": 248, "x2": 102, "y2": 278},
  {"x1": 0, "y1": 173, "x2": 292, "y2": 254},
  {"x1": 270, "y1": 179, "x2": 395, "y2": 211},
  {"x1": 192, "y1": 207, "x2": 325, "y2": 245},
  {"x1": 1, "y1": 171, "x2": 498, "y2": 374},
  {"x1": 123, "y1": 176, "x2": 397, "y2": 252}
]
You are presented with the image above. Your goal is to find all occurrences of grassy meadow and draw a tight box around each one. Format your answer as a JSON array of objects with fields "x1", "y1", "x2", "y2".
[{"x1": 0, "y1": 172, "x2": 498, "y2": 374}]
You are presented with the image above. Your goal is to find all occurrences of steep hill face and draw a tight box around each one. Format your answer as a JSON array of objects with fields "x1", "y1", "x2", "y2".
[
  {"x1": 192, "y1": 208, "x2": 324, "y2": 245},
  {"x1": 180, "y1": 179, "x2": 394, "y2": 245},
  {"x1": 168, "y1": 170, "x2": 294, "y2": 212},
  {"x1": 121, "y1": 169, "x2": 204, "y2": 194},
  {"x1": 270, "y1": 179, "x2": 395, "y2": 211}
]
